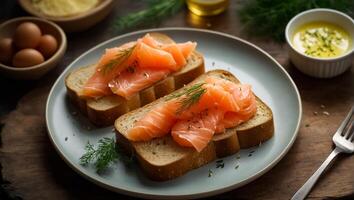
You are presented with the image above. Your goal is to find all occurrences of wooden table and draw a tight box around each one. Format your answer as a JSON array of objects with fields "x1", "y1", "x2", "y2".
[{"x1": 0, "y1": 1, "x2": 353, "y2": 199}]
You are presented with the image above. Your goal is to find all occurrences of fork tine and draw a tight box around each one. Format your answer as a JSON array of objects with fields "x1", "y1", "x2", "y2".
[
  {"x1": 344, "y1": 120, "x2": 353, "y2": 138},
  {"x1": 337, "y1": 106, "x2": 354, "y2": 136},
  {"x1": 347, "y1": 122, "x2": 354, "y2": 142}
]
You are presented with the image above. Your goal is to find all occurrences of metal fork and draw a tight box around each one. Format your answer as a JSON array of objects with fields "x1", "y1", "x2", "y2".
[{"x1": 291, "y1": 106, "x2": 354, "y2": 200}]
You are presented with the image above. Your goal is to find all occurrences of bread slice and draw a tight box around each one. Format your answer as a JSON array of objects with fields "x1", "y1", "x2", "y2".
[
  {"x1": 115, "y1": 70, "x2": 274, "y2": 181},
  {"x1": 65, "y1": 33, "x2": 205, "y2": 126}
]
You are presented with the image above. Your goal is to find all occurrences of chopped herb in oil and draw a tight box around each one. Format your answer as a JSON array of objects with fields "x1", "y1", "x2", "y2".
[{"x1": 292, "y1": 22, "x2": 351, "y2": 58}]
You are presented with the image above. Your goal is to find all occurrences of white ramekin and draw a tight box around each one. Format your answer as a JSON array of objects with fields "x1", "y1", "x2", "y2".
[{"x1": 285, "y1": 9, "x2": 354, "y2": 78}]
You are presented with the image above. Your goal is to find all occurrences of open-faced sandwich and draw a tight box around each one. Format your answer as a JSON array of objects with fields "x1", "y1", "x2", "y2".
[
  {"x1": 65, "y1": 33, "x2": 204, "y2": 126},
  {"x1": 115, "y1": 70, "x2": 274, "y2": 181}
]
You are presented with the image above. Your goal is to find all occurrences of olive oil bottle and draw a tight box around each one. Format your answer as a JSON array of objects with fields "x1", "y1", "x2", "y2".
[{"x1": 186, "y1": 0, "x2": 229, "y2": 16}]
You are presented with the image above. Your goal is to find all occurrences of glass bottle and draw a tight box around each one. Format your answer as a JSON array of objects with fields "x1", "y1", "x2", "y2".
[{"x1": 186, "y1": 0, "x2": 229, "y2": 16}]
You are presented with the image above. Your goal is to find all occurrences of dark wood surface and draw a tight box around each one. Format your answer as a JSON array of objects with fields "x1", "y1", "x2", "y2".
[{"x1": 1, "y1": 1, "x2": 353, "y2": 200}]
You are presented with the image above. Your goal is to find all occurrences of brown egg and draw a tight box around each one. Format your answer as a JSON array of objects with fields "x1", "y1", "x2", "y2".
[
  {"x1": 0, "y1": 38, "x2": 14, "y2": 64},
  {"x1": 37, "y1": 34, "x2": 58, "y2": 58},
  {"x1": 14, "y1": 22, "x2": 42, "y2": 49},
  {"x1": 12, "y1": 49, "x2": 44, "y2": 68}
]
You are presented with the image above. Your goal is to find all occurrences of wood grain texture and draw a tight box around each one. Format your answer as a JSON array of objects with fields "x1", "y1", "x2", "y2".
[{"x1": 0, "y1": 0, "x2": 353, "y2": 199}]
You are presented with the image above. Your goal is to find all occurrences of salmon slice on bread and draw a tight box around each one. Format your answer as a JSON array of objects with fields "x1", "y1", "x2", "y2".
[
  {"x1": 65, "y1": 33, "x2": 205, "y2": 126},
  {"x1": 115, "y1": 70, "x2": 274, "y2": 181}
]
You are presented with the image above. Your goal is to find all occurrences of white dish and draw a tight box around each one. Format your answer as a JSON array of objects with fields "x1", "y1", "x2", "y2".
[
  {"x1": 46, "y1": 28, "x2": 302, "y2": 199},
  {"x1": 286, "y1": 8, "x2": 354, "y2": 78}
]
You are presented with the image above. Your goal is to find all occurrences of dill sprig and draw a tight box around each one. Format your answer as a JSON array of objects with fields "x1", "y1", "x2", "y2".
[
  {"x1": 167, "y1": 82, "x2": 206, "y2": 113},
  {"x1": 102, "y1": 45, "x2": 136, "y2": 75},
  {"x1": 239, "y1": 0, "x2": 354, "y2": 41},
  {"x1": 80, "y1": 137, "x2": 132, "y2": 173},
  {"x1": 115, "y1": 0, "x2": 185, "y2": 31}
]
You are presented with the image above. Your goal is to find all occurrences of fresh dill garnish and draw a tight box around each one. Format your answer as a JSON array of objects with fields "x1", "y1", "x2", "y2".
[
  {"x1": 208, "y1": 169, "x2": 213, "y2": 177},
  {"x1": 80, "y1": 137, "x2": 133, "y2": 173},
  {"x1": 216, "y1": 160, "x2": 225, "y2": 169},
  {"x1": 239, "y1": 0, "x2": 354, "y2": 41},
  {"x1": 114, "y1": 0, "x2": 185, "y2": 31},
  {"x1": 101, "y1": 45, "x2": 136, "y2": 75},
  {"x1": 166, "y1": 82, "x2": 206, "y2": 113}
]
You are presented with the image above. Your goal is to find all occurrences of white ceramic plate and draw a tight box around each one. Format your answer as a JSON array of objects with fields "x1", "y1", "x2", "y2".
[{"x1": 46, "y1": 28, "x2": 302, "y2": 199}]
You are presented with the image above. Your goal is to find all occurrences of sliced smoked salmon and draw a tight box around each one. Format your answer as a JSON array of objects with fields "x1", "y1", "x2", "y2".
[
  {"x1": 177, "y1": 83, "x2": 239, "y2": 120},
  {"x1": 126, "y1": 100, "x2": 179, "y2": 141},
  {"x1": 137, "y1": 43, "x2": 177, "y2": 70},
  {"x1": 81, "y1": 34, "x2": 196, "y2": 99},
  {"x1": 171, "y1": 108, "x2": 224, "y2": 152},
  {"x1": 161, "y1": 44, "x2": 187, "y2": 67},
  {"x1": 108, "y1": 68, "x2": 170, "y2": 99},
  {"x1": 126, "y1": 77, "x2": 257, "y2": 152},
  {"x1": 82, "y1": 42, "x2": 137, "y2": 97},
  {"x1": 140, "y1": 34, "x2": 160, "y2": 48},
  {"x1": 177, "y1": 42, "x2": 197, "y2": 58}
]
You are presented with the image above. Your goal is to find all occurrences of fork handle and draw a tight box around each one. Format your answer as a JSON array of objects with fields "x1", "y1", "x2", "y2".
[{"x1": 291, "y1": 147, "x2": 341, "y2": 200}]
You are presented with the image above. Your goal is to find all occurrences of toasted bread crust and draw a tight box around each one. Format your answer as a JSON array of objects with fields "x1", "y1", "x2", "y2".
[
  {"x1": 213, "y1": 128, "x2": 240, "y2": 157},
  {"x1": 65, "y1": 33, "x2": 205, "y2": 126},
  {"x1": 138, "y1": 139, "x2": 216, "y2": 181},
  {"x1": 115, "y1": 70, "x2": 274, "y2": 181},
  {"x1": 237, "y1": 116, "x2": 274, "y2": 148},
  {"x1": 116, "y1": 132, "x2": 216, "y2": 181}
]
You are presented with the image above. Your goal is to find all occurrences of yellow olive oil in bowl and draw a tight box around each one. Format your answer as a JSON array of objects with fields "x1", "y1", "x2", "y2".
[
  {"x1": 286, "y1": 9, "x2": 354, "y2": 78},
  {"x1": 292, "y1": 22, "x2": 352, "y2": 58}
]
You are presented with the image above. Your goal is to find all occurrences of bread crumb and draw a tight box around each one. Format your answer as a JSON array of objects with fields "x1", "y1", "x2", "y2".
[
  {"x1": 323, "y1": 111, "x2": 330, "y2": 116},
  {"x1": 320, "y1": 104, "x2": 325, "y2": 109},
  {"x1": 313, "y1": 111, "x2": 318, "y2": 116}
]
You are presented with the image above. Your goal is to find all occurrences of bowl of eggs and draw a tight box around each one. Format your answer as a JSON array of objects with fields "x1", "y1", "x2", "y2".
[{"x1": 0, "y1": 17, "x2": 66, "y2": 79}]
